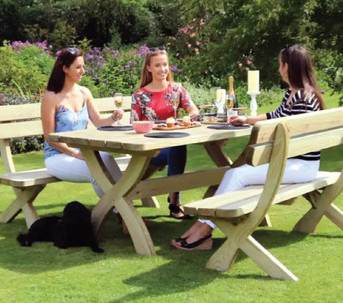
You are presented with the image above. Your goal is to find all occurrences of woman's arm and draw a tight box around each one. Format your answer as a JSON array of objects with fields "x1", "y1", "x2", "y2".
[
  {"x1": 84, "y1": 87, "x2": 123, "y2": 127},
  {"x1": 185, "y1": 105, "x2": 200, "y2": 121},
  {"x1": 41, "y1": 91, "x2": 84, "y2": 159},
  {"x1": 230, "y1": 113, "x2": 267, "y2": 125}
]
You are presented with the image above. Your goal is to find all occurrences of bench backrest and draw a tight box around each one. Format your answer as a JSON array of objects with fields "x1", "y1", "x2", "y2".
[
  {"x1": 0, "y1": 96, "x2": 132, "y2": 173},
  {"x1": 236, "y1": 107, "x2": 343, "y2": 229},
  {"x1": 245, "y1": 108, "x2": 343, "y2": 167}
]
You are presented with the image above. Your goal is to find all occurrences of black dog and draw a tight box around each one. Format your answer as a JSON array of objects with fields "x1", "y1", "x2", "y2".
[{"x1": 17, "y1": 201, "x2": 104, "y2": 253}]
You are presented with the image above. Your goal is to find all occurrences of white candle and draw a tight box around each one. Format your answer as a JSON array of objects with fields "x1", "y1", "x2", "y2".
[
  {"x1": 248, "y1": 70, "x2": 260, "y2": 93},
  {"x1": 216, "y1": 89, "x2": 226, "y2": 101}
]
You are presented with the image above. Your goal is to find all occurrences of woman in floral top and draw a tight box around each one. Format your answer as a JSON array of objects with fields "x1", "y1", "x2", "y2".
[
  {"x1": 132, "y1": 46, "x2": 199, "y2": 219},
  {"x1": 41, "y1": 48, "x2": 123, "y2": 198}
]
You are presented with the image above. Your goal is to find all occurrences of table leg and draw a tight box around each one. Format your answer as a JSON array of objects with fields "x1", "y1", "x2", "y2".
[
  {"x1": 203, "y1": 140, "x2": 232, "y2": 198},
  {"x1": 82, "y1": 148, "x2": 157, "y2": 255}
]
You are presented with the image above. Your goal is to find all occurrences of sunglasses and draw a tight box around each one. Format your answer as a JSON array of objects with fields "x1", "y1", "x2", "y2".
[
  {"x1": 67, "y1": 47, "x2": 79, "y2": 54},
  {"x1": 149, "y1": 46, "x2": 166, "y2": 52}
]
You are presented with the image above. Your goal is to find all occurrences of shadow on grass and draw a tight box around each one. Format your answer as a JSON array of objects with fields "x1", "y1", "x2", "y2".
[
  {"x1": 106, "y1": 227, "x2": 308, "y2": 302},
  {"x1": 0, "y1": 212, "x2": 307, "y2": 291}
]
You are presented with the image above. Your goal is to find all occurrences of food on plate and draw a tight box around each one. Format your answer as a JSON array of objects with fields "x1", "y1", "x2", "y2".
[
  {"x1": 182, "y1": 116, "x2": 191, "y2": 127},
  {"x1": 166, "y1": 117, "x2": 175, "y2": 128},
  {"x1": 191, "y1": 121, "x2": 201, "y2": 126}
]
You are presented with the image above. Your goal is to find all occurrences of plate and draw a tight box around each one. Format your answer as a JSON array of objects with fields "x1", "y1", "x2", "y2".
[
  {"x1": 207, "y1": 124, "x2": 251, "y2": 130},
  {"x1": 144, "y1": 132, "x2": 190, "y2": 138},
  {"x1": 153, "y1": 123, "x2": 201, "y2": 131},
  {"x1": 97, "y1": 125, "x2": 134, "y2": 131}
]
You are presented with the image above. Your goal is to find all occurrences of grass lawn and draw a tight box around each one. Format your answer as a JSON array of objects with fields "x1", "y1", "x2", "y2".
[{"x1": 0, "y1": 94, "x2": 342, "y2": 302}]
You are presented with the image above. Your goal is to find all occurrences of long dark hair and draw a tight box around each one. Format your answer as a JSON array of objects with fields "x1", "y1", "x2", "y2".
[
  {"x1": 280, "y1": 44, "x2": 325, "y2": 109},
  {"x1": 47, "y1": 48, "x2": 84, "y2": 93},
  {"x1": 140, "y1": 49, "x2": 174, "y2": 88}
]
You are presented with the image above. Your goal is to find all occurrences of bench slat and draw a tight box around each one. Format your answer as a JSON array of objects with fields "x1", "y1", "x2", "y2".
[
  {"x1": 247, "y1": 127, "x2": 343, "y2": 166},
  {"x1": 251, "y1": 108, "x2": 343, "y2": 144},
  {"x1": 184, "y1": 171, "x2": 340, "y2": 218},
  {"x1": 0, "y1": 168, "x2": 60, "y2": 187}
]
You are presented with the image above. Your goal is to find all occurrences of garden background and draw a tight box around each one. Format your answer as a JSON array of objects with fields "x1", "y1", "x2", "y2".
[{"x1": 0, "y1": 1, "x2": 343, "y2": 302}]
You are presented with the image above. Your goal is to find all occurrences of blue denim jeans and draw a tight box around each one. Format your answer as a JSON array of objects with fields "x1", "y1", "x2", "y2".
[{"x1": 150, "y1": 145, "x2": 187, "y2": 176}]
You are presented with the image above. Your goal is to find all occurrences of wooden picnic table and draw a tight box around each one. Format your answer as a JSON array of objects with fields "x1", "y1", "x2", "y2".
[{"x1": 49, "y1": 124, "x2": 252, "y2": 255}]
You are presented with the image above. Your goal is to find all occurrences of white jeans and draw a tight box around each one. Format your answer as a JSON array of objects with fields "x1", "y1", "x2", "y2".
[
  {"x1": 199, "y1": 158, "x2": 320, "y2": 229},
  {"x1": 45, "y1": 152, "x2": 121, "y2": 197}
]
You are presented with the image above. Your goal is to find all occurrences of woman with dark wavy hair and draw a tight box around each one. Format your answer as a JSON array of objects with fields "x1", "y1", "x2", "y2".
[
  {"x1": 172, "y1": 44, "x2": 325, "y2": 250},
  {"x1": 42, "y1": 48, "x2": 123, "y2": 197}
]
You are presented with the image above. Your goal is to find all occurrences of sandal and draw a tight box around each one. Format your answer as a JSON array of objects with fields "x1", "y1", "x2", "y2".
[
  {"x1": 172, "y1": 234, "x2": 213, "y2": 251},
  {"x1": 168, "y1": 203, "x2": 192, "y2": 220}
]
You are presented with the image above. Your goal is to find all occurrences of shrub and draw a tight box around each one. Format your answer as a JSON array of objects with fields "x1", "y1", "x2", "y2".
[{"x1": 0, "y1": 41, "x2": 53, "y2": 96}]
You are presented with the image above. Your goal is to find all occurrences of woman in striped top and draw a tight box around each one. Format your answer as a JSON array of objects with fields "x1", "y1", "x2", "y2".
[{"x1": 171, "y1": 44, "x2": 326, "y2": 250}]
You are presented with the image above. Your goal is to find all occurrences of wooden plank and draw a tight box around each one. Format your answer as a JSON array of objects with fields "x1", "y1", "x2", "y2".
[
  {"x1": 185, "y1": 171, "x2": 339, "y2": 218},
  {"x1": 0, "y1": 168, "x2": 60, "y2": 187},
  {"x1": 247, "y1": 127, "x2": 343, "y2": 166},
  {"x1": 0, "y1": 120, "x2": 43, "y2": 139},
  {"x1": 0, "y1": 139, "x2": 15, "y2": 173},
  {"x1": 93, "y1": 96, "x2": 132, "y2": 111},
  {"x1": 128, "y1": 166, "x2": 231, "y2": 200},
  {"x1": 0, "y1": 96, "x2": 130, "y2": 123},
  {"x1": 0, "y1": 103, "x2": 41, "y2": 121},
  {"x1": 251, "y1": 107, "x2": 343, "y2": 144}
]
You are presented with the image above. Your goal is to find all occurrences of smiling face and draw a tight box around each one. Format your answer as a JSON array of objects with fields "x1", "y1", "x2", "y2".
[
  {"x1": 147, "y1": 54, "x2": 169, "y2": 81},
  {"x1": 63, "y1": 56, "x2": 85, "y2": 83}
]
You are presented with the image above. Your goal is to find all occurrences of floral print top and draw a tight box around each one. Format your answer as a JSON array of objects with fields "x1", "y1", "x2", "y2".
[
  {"x1": 44, "y1": 101, "x2": 89, "y2": 159},
  {"x1": 131, "y1": 82, "x2": 195, "y2": 121}
]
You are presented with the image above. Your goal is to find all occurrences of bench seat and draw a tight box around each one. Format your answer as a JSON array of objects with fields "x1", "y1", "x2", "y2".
[
  {"x1": 0, "y1": 168, "x2": 59, "y2": 187},
  {"x1": 0, "y1": 156, "x2": 133, "y2": 187},
  {"x1": 185, "y1": 171, "x2": 340, "y2": 218}
]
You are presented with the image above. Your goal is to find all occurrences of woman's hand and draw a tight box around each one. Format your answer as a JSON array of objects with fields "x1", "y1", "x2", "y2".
[
  {"x1": 72, "y1": 149, "x2": 84, "y2": 160},
  {"x1": 229, "y1": 115, "x2": 248, "y2": 125},
  {"x1": 189, "y1": 109, "x2": 200, "y2": 121},
  {"x1": 111, "y1": 109, "x2": 123, "y2": 122}
]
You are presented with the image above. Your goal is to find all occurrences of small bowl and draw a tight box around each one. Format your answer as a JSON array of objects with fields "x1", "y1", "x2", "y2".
[{"x1": 132, "y1": 121, "x2": 154, "y2": 134}]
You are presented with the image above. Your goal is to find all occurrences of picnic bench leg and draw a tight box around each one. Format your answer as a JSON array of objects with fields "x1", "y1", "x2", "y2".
[
  {"x1": 83, "y1": 148, "x2": 157, "y2": 255},
  {"x1": 240, "y1": 236, "x2": 298, "y2": 281},
  {"x1": 0, "y1": 185, "x2": 43, "y2": 228},
  {"x1": 293, "y1": 173, "x2": 343, "y2": 233},
  {"x1": 208, "y1": 218, "x2": 297, "y2": 280},
  {"x1": 207, "y1": 123, "x2": 291, "y2": 278}
]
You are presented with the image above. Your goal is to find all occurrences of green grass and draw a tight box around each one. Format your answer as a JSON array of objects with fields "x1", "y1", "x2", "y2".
[{"x1": 0, "y1": 94, "x2": 343, "y2": 302}]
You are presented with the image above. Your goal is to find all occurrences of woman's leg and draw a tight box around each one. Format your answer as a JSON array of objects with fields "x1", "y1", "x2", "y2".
[
  {"x1": 45, "y1": 152, "x2": 122, "y2": 198},
  {"x1": 174, "y1": 159, "x2": 320, "y2": 247},
  {"x1": 150, "y1": 146, "x2": 189, "y2": 218}
]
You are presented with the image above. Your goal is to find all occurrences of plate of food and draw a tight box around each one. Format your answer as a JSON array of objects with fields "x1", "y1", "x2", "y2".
[{"x1": 153, "y1": 117, "x2": 201, "y2": 131}]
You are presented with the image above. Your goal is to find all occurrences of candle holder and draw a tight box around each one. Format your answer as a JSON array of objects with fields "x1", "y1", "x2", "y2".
[{"x1": 247, "y1": 91, "x2": 260, "y2": 116}]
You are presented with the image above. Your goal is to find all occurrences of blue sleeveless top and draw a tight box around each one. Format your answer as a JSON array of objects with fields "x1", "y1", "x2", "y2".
[{"x1": 44, "y1": 95, "x2": 89, "y2": 159}]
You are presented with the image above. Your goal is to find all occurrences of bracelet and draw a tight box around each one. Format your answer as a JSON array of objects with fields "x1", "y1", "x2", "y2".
[{"x1": 110, "y1": 113, "x2": 116, "y2": 122}]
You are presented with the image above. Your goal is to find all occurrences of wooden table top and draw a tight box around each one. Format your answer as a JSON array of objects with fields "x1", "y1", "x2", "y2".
[{"x1": 50, "y1": 124, "x2": 252, "y2": 153}]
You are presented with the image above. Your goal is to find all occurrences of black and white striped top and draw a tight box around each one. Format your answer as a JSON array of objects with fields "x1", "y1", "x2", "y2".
[{"x1": 266, "y1": 89, "x2": 321, "y2": 161}]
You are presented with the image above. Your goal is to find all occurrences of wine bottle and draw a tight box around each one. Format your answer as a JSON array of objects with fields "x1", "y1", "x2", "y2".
[{"x1": 228, "y1": 76, "x2": 238, "y2": 108}]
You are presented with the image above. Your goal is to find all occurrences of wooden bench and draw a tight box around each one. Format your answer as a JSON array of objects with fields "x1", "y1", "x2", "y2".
[
  {"x1": 0, "y1": 96, "x2": 159, "y2": 228},
  {"x1": 184, "y1": 107, "x2": 343, "y2": 281}
]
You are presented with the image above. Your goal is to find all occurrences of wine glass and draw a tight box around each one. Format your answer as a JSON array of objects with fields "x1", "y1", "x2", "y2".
[
  {"x1": 225, "y1": 94, "x2": 237, "y2": 124},
  {"x1": 171, "y1": 92, "x2": 179, "y2": 119},
  {"x1": 114, "y1": 93, "x2": 123, "y2": 125}
]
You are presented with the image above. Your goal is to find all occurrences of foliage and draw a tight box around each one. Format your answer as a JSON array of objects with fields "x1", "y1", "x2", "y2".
[{"x1": 0, "y1": 41, "x2": 53, "y2": 96}]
